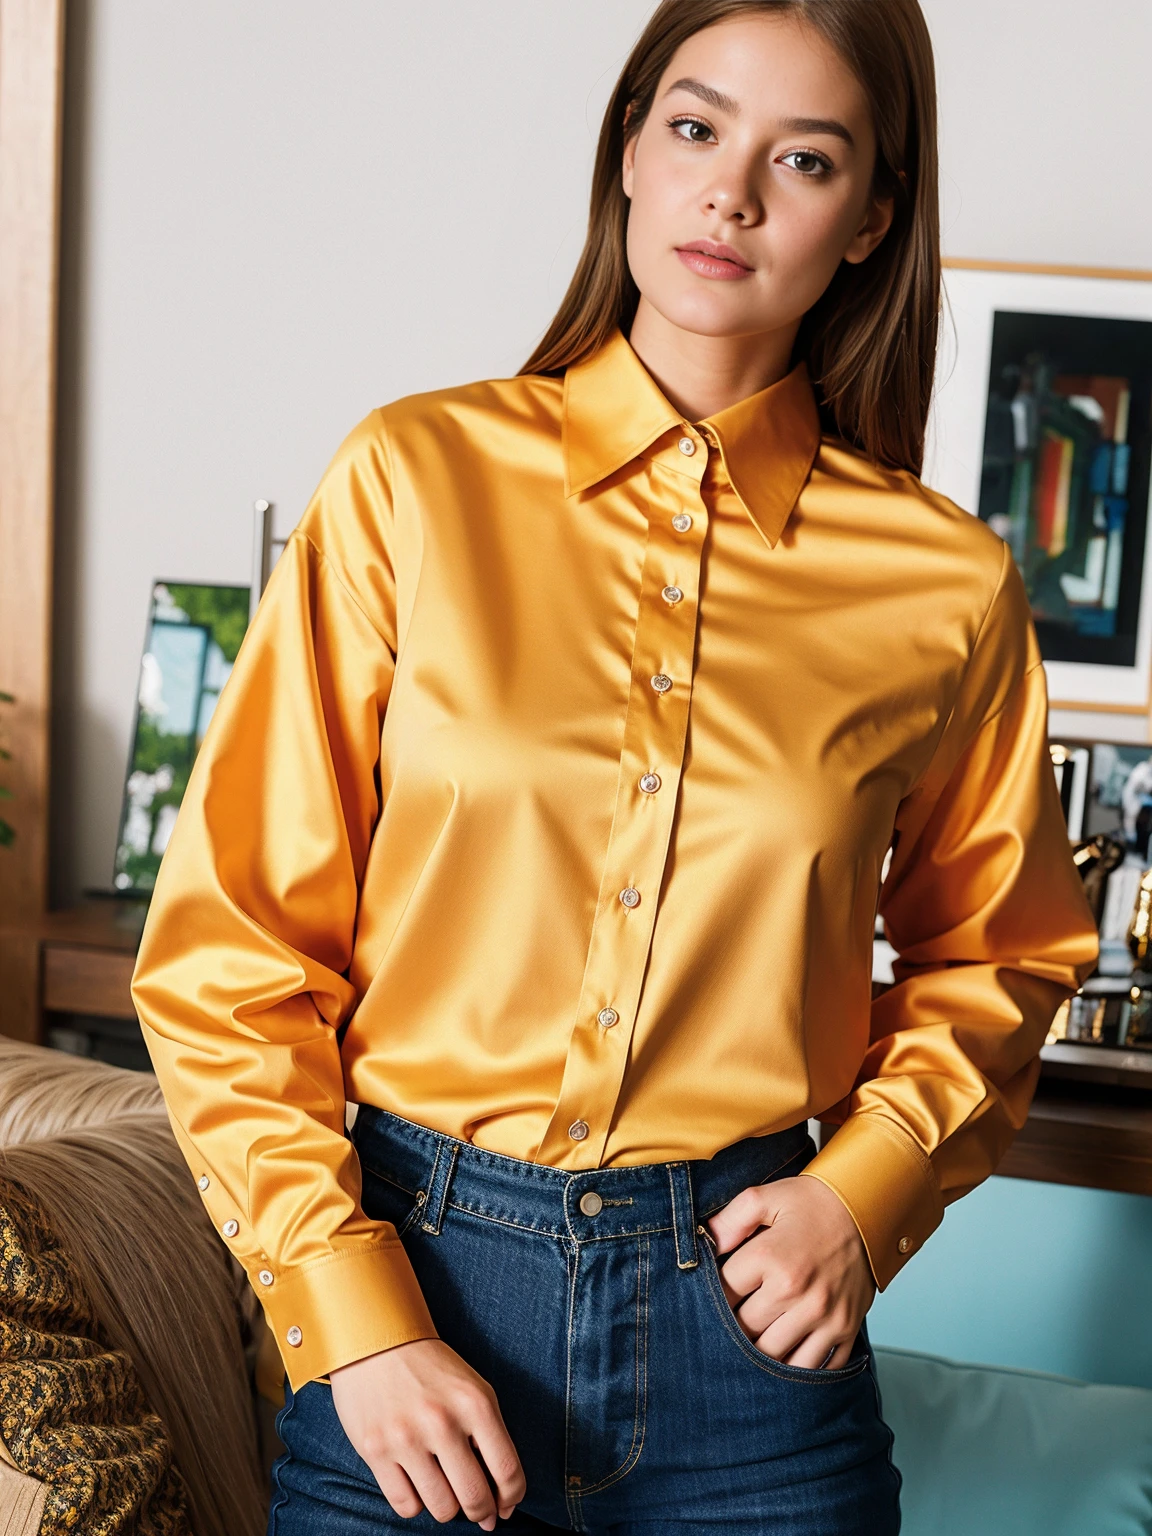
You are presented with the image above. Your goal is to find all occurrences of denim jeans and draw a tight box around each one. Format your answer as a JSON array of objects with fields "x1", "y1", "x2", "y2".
[{"x1": 267, "y1": 1106, "x2": 901, "y2": 1533}]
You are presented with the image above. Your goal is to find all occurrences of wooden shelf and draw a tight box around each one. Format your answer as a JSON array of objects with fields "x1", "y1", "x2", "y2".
[
  {"x1": 0, "y1": 900, "x2": 146, "y2": 1039},
  {"x1": 999, "y1": 1075, "x2": 1152, "y2": 1196}
]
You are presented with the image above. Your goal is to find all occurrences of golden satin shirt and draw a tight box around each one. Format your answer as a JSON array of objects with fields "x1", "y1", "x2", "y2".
[{"x1": 132, "y1": 329, "x2": 1098, "y2": 1391}]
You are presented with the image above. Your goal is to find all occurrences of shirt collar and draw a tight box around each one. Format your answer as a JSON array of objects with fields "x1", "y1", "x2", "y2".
[{"x1": 562, "y1": 327, "x2": 822, "y2": 548}]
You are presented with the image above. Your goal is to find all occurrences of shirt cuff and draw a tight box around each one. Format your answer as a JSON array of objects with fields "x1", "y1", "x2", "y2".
[
  {"x1": 799, "y1": 1113, "x2": 944, "y2": 1289},
  {"x1": 258, "y1": 1238, "x2": 438, "y2": 1391}
]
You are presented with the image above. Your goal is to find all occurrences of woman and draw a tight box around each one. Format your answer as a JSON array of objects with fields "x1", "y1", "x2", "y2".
[{"x1": 132, "y1": 1, "x2": 1098, "y2": 1531}]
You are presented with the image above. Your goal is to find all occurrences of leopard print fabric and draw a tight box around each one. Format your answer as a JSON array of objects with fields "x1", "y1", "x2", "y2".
[{"x1": 0, "y1": 1179, "x2": 190, "y2": 1534}]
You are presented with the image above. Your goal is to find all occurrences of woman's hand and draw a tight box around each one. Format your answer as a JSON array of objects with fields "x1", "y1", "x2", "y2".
[
  {"x1": 705, "y1": 1173, "x2": 876, "y2": 1370},
  {"x1": 330, "y1": 1338, "x2": 526, "y2": 1528}
]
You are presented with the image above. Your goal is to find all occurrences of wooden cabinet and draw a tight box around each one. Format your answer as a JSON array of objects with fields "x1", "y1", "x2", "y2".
[{"x1": 0, "y1": 903, "x2": 145, "y2": 1042}]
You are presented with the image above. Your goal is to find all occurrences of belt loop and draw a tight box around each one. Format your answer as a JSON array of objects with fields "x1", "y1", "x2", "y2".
[
  {"x1": 421, "y1": 1138, "x2": 459, "y2": 1236},
  {"x1": 668, "y1": 1162, "x2": 698, "y2": 1270}
]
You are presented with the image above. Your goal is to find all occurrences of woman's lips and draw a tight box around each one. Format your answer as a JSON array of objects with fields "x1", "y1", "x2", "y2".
[{"x1": 675, "y1": 242, "x2": 755, "y2": 281}]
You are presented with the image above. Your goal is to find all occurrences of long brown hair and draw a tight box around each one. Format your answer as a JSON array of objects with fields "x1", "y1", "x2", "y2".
[{"x1": 522, "y1": 0, "x2": 940, "y2": 477}]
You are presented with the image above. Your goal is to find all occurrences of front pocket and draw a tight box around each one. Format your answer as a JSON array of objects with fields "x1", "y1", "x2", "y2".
[
  {"x1": 697, "y1": 1235, "x2": 870, "y2": 1385},
  {"x1": 359, "y1": 1164, "x2": 428, "y2": 1238}
]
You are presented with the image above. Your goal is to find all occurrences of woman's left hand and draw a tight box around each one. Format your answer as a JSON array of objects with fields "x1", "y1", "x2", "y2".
[{"x1": 705, "y1": 1173, "x2": 876, "y2": 1370}]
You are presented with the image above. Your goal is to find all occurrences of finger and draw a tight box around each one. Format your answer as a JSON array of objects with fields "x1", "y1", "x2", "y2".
[
  {"x1": 718, "y1": 1232, "x2": 791, "y2": 1303},
  {"x1": 727, "y1": 1280, "x2": 787, "y2": 1340},
  {"x1": 471, "y1": 1409, "x2": 528, "y2": 1518},
  {"x1": 370, "y1": 1462, "x2": 424, "y2": 1521},
  {"x1": 403, "y1": 1452, "x2": 463, "y2": 1525},
  {"x1": 782, "y1": 1329, "x2": 850, "y2": 1371},
  {"x1": 434, "y1": 1437, "x2": 498, "y2": 1529},
  {"x1": 750, "y1": 1307, "x2": 818, "y2": 1364},
  {"x1": 707, "y1": 1185, "x2": 775, "y2": 1254}
]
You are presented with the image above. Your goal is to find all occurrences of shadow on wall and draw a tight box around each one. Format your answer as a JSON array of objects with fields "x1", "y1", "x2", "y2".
[{"x1": 868, "y1": 1174, "x2": 1152, "y2": 1390}]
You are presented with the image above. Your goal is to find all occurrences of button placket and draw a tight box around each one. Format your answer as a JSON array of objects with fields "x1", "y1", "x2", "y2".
[{"x1": 535, "y1": 460, "x2": 707, "y2": 1166}]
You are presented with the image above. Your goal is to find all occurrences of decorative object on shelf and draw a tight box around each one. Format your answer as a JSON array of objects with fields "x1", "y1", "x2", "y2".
[
  {"x1": 1071, "y1": 831, "x2": 1126, "y2": 925},
  {"x1": 926, "y1": 261, "x2": 1152, "y2": 712},
  {"x1": 112, "y1": 582, "x2": 250, "y2": 896},
  {"x1": 250, "y1": 499, "x2": 286, "y2": 619},
  {"x1": 1049, "y1": 976, "x2": 1152, "y2": 1049},
  {"x1": 1131, "y1": 868, "x2": 1152, "y2": 965},
  {"x1": 1051, "y1": 741, "x2": 1090, "y2": 838},
  {"x1": 1126, "y1": 985, "x2": 1152, "y2": 1049}
]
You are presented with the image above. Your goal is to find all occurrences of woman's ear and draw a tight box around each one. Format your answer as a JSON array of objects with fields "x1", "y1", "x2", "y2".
[
  {"x1": 843, "y1": 192, "x2": 896, "y2": 266},
  {"x1": 621, "y1": 101, "x2": 637, "y2": 199}
]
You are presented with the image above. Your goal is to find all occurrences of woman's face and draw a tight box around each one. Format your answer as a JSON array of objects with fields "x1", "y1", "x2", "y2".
[{"x1": 622, "y1": 12, "x2": 895, "y2": 344}]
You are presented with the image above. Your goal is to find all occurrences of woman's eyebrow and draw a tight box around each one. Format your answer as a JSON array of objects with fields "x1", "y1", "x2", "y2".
[
  {"x1": 778, "y1": 115, "x2": 856, "y2": 148},
  {"x1": 663, "y1": 77, "x2": 741, "y2": 116}
]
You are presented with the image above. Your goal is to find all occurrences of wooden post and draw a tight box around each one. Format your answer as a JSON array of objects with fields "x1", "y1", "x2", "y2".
[{"x1": 0, "y1": 0, "x2": 66, "y2": 1036}]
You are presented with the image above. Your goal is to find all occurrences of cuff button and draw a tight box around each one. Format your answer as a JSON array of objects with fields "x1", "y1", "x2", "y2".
[
  {"x1": 258, "y1": 1269, "x2": 274, "y2": 1286},
  {"x1": 286, "y1": 1326, "x2": 303, "y2": 1347},
  {"x1": 898, "y1": 1236, "x2": 911, "y2": 1253},
  {"x1": 222, "y1": 1219, "x2": 239, "y2": 1238},
  {"x1": 197, "y1": 1176, "x2": 210, "y2": 1192}
]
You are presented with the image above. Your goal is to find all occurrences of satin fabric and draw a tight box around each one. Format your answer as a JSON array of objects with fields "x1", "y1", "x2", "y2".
[{"x1": 132, "y1": 329, "x2": 1098, "y2": 1391}]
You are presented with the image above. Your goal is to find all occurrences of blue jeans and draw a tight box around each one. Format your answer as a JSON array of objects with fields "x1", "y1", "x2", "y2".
[{"x1": 267, "y1": 1107, "x2": 901, "y2": 1533}]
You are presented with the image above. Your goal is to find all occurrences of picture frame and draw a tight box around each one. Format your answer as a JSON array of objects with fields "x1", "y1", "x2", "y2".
[
  {"x1": 112, "y1": 580, "x2": 250, "y2": 895},
  {"x1": 924, "y1": 259, "x2": 1152, "y2": 714}
]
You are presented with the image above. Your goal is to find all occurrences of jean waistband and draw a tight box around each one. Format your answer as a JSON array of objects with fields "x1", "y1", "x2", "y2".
[{"x1": 351, "y1": 1105, "x2": 813, "y2": 1269}]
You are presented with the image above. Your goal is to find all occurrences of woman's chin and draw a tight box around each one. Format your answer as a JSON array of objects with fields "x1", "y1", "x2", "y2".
[{"x1": 637, "y1": 290, "x2": 783, "y2": 343}]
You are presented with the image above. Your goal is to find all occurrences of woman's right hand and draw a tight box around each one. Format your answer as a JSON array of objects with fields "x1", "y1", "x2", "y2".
[{"x1": 329, "y1": 1338, "x2": 526, "y2": 1528}]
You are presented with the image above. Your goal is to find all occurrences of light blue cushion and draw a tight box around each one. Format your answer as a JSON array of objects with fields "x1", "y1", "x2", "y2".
[{"x1": 874, "y1": 1346, "x2": 1152, "y2": 1536}]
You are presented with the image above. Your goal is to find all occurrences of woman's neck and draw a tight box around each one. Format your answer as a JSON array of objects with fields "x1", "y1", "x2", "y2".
[{"x1": 627, "y1": 296, "x2": 801, "y2": 422}]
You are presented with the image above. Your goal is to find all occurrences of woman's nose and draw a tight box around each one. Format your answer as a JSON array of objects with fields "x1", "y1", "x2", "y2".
[{"x1": 700, "y1": 167, "x2": 763, "y2": 225}]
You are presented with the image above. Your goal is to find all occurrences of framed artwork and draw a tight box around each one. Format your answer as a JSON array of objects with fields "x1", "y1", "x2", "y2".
[
  {"x1": 1050, "y1": 734, "x2": 1152, "y2": 950},
  {"x1": 113, "y1": 581, "x2": 250, "y2": 894},
  {"x1": 925, "y1": 260, "x2": 1152, "y2": 713}
]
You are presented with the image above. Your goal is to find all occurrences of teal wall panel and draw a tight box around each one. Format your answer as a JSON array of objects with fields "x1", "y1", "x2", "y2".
[{"x1": 867, "y1": 1175, "x2": 1152, "y2": 1390}]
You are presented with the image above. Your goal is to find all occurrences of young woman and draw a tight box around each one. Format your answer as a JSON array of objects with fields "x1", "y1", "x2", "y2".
[{"x1": 132, "y1": 1, "x2": 1098, "y2": 1531}]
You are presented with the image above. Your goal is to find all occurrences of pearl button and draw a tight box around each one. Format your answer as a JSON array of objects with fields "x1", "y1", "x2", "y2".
[
  {"x1": 662, "y1": 585, "x2": 683, "y2": 605},
  {"x1": 568, "y1": 1120, "x2": 589, "y2": 1141},
  {"x1": 639, "y1": 773, "x2": 661, "y2": 794},
  {"x1": 579, "y1": 1191, "x2": 604, "y2": 1216},
  {"x1": 619, "y1": 887, "x2": 641, "y2": 909},
  {"x1": 898, "y1": 1236, "x2": 911, "y2": 1253},
  {"x1": 650, "y1": 673, "x2": 673, "y2": 694},
  {"x1": 222, "y1": 1220, "x2": 238, "y2": 1238},
  {"x1": 258, "y1": 1269, "x2": 274, "y2": 1287},
  {"x1": 672, "y1": 513, "x2": 693, "y2": 533},
  {"x1": 197, "y1": 1175, "x2": 210, "y2": 1191},
  {"x1": 597, "y1": 1007, "x2": 619, "y2": 1028},
  {"x1": 677, "y1": 436, "x2": 696, "y2": 456},
  {"x1": 286, "y1": 1326, "x2": 303, "y2": 1347}
]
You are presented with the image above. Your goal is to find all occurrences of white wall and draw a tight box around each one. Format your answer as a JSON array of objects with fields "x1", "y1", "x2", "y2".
[{"x1": 54, "y1": 0, "x2": 1152, "y2": 900}]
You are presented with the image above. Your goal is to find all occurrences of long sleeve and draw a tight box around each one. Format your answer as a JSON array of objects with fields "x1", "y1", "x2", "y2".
[
  {"x1": 802, "y1": 547, "x2": 1099, "y2": 1289},
  {"x1": 131, "y1": 416, "x2": 437, "y2": 1391}
]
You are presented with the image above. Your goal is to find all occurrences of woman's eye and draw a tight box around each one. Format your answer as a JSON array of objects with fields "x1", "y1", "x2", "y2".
[
  {"x1": 780, "y1": 150, "x2": 831, "y2": 177},
  {"x1": 669, "y1": 117, "x2": 716, "y2": 145}
]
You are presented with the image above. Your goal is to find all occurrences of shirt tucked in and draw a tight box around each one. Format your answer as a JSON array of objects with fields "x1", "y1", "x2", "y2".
[{"x1": 131, "y1": 329, "x2": 1099, "y2": 1392}]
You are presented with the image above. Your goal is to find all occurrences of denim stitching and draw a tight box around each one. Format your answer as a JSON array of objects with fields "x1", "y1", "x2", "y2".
[
  {"x1": 668, "y1": 1163, "x2": 697, "y2": 1270},
  {"x1": 266, "y1": 1389, "x2": 298, "y2": 1533},
  {"x1": 421, "y1": 1140, "x2": 458, "y2": 1235},
  {"x1": 437, "y1": 1202, "x2": 676, "y2": 1242},
  {"x1": 698, "y1": 1238, "x2": 869, "y2": 1385},
  {"x1": 563, "y1": 1240, "x2": 583, "y2": 1531},
  {"x1": 577, "y1": 1235, "x2": 650, "y2": 1498}
]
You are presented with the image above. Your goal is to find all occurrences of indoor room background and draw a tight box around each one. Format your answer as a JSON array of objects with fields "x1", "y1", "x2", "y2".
[{"x1": 50, "y1": 0, "x2": 1152, "y2": 1390}]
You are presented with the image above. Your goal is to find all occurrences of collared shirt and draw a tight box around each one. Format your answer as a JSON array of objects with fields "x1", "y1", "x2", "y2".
[{"x1": 131, "y1": 329, "x2": 1098, "y2": 1391}]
